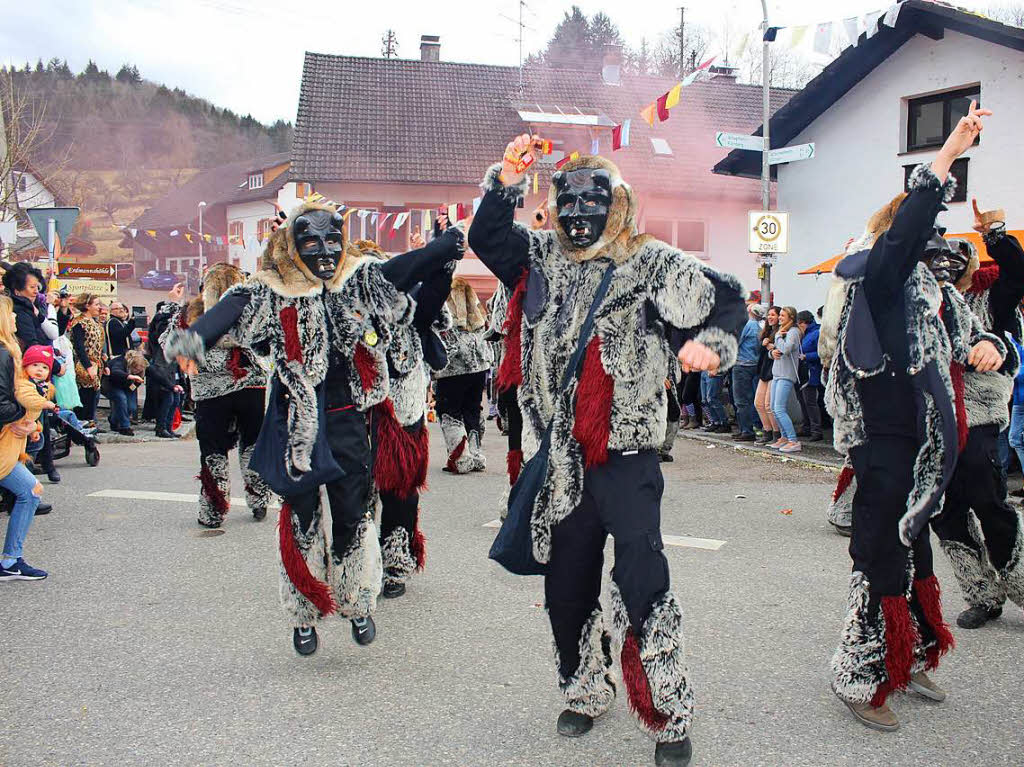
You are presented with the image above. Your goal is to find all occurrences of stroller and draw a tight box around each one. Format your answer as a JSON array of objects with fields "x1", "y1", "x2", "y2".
[{"x1": 50, "y1": 413, "x2": 100, "y2": 466}]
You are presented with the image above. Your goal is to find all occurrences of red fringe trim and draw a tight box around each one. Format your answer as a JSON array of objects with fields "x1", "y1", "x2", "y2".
[
  {"x1": 507, "y1": 448, "x2": 524, "y2": 486},
  {"x1": 968, "y1": 264, "x2": 999, "y2": 294},
  {"x1": 373, "y1": 400, "x2": 429, "y2": 499},
  {"x1": 226, "y1": 347, "x2": 248, "y2": 381},
  {"x1": 411, "y1": 520, "x2": 426, "y2": 572},
  {"x1": 833, "y1": 465, "x2": 855, "y2": 502},
  {"x1": 177, "y1": 308, "x2": 189, "y2": 329},
  {"x1": 446, "y1": 436, "x2": 467, "y2": 472},
  {"x1": 197, "y1": 465, "x2": 230, "y2": 517},
  {"x1": 496, "y1": 269, "x2": 528, "y2": 392},
  {"x1": 872, "y1": 595, "x2": 918, "y2": 706},
  {"x1": 280, "y1": 306, "x2": 303, "y2": 363},
  {"x1": 277, "y1": 504, "x2": 336, "y2": 618},
  {"x1": 913, "y1": 575, "x2": 955, "y2": 670},
  {"x1": 573, "y1": 337, "x2": 614, "y2": 469},
  {"x1": 950, "y1": 361, "x2": 969, "y2": 454},
  {"x1": 354, "y1": 343, "x2": 378, "y2": 393},
  {"x1": 621, "y1": 632, "x2": 669, "y2": 732}
]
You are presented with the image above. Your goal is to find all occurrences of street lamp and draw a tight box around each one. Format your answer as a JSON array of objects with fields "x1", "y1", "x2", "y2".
[
  {"x1": 198, "y1": 200, "x2": 207, "y2": 275},
  {"x1": 759, "y1": 0, "x2": 772, "y2": 306}
]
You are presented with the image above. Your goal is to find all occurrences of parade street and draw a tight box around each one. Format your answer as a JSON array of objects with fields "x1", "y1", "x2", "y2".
[{"x1": 3, "y1": 428, "x2": 1022, "y2": 767}]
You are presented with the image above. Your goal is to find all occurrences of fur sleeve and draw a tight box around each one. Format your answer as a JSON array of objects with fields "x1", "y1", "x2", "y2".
[
  {"x1": 644, "y1": 244, "x2": 746, "y2": 370},
  {"x1": 349, "y1": 260, "x2": 415, "y2": 328}
]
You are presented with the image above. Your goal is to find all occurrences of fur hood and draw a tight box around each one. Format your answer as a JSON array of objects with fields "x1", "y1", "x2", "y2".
[
  {"x1": 546, "y1": 154, "x2": 651, "y2": 264},
  {"x1": 446, "y1": 276, "x2": 486, "y2": 331},
  {"x1": 254, "y1": 201, "x2": 366, "y2": 298},
  {"x1": 184, "y1": 262, "x2": 247, "y2": 324}
]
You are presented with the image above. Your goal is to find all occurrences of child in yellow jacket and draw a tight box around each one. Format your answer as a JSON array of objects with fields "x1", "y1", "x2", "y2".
[{"x1": 0, "y1": 346, "x2": 60, "y2": 477}]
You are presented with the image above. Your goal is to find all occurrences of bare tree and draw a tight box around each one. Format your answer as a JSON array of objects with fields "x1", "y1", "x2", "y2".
[{"x1": 987, "y1": 2, "x2": 1024, "y2": 26}]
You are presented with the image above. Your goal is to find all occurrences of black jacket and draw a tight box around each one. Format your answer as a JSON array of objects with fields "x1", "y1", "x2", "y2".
[
  {"x1": 105, "y1": 355, "x2": 140, "y2": 391},
  {"x1": 11, "y1": 294, "x2": 62, "y2": 376},
  {"x1": 105, "y1": 317, "x2": 133, "y2": 357},
  {"x1": 146, "y1": 309, "x2": 179, "y2": 391},
  {"x1": 0, "y1": 346, "x2": 26, "y2": 427}
]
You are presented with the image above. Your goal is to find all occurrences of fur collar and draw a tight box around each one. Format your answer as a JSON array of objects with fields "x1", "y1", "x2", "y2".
[
  {"x1": 446, "y1": 276, "x2": 486, "y2": 331},
  {"x1": 546, "y1": 154, "x2": 652, "y2": 265}
]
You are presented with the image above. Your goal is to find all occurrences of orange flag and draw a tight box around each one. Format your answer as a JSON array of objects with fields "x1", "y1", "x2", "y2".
[{"x1": 641, "y1": 103, "x2": 657, "y2": 127}]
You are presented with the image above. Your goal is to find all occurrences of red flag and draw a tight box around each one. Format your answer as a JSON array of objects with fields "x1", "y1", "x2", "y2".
[
  {"x1": 611, "y1": 120, "x2": 631, "y2": 151},
  {"x1": 656, "y1": 93, "x2": 670, "y2": 122},
  {"x1": 457, "y1": 203, "x2": 466, "y2": 220},
  {"x1": 554, "y1": 151, "x2": 579, "y2": 170}
]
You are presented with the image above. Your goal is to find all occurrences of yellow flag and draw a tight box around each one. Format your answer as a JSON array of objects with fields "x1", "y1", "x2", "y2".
[
  {"x1": 665, "y1": 83, "x2": 682, "y2": 109},
  {"x1": 146, "y1": 230, "x2": 157, "y2": 237},
  {"x1": 789, "y1": 25, "x2": 809, "y2": 48},
  {"x1": 448, "y1": 203, "x2": 458, "y2": 223},
  {"x1": 641, "y1": 103, "x2": 656, "y2": 127},
  {"x1": 533, "y1": 173, "x2": 539, "y2": 194},
  {"x1": 184, "y1": 233, "x2": 192, "y2": 243}
]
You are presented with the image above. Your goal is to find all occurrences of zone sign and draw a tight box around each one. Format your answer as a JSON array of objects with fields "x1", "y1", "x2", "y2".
[{"x1": 748, "y1": 211, "x2": 789, "y2": 254}]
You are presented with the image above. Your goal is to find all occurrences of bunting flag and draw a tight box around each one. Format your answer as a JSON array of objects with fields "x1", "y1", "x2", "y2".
[
  {"x1": 204, "y1": 234, "x2": 212, "y2": 242},
  {"x1": 842, "y1": 16, "x2": 860, "y2": 47},
  {"x1": 591, "y1": 137, "x2": 600, "y2": 155},
  {"x1": 184, "y1": 233, "x2": 192, "y2": 243},
  {"x1": 882, "y1": 2, "x2": 902, "y2": 29},
  {"x1": 129, "y1": 228, "x2": 137, "y2": 238},
  {"x1": 378, "y1": 213, "x2": 393, "y2": 232},
  {"x1": 664, "y1": 82, "x2": 683, "y2": 109},
  {"x1": 448, "y1": 203, "x2": 458, "y2": 224},
  {"x1": 656, "y1": 92, "x2": 670, "y2": 122},
  {"x1": 763, "y1": 26, "x2": 783, "y2": 41},
  {"x1": 533, "y1": 172, "x2": 539, "y2": 194},
  {"x1": 422, "y1": 209, "x2": 431, "y2": 233},
  {"x1": 472, "y1": 197, "x2": 482, "y2": 214},
  {"x1": 169, "y1": 229, "x2": 180, "y2": 237},
  {"x1": 392, "y1": 211, "x2": 409, "y2": 231},
  {"x1": 370, "y1": 212, "x2": 379, "y2": 227},
  {"x1": 640, "y1": 103, "x2": 656, "y2": 127},
  {"x1": 812, "y1": 23, "x2": 833, "y2": 55},
  {"x1": 554, "y1": 151, "x2": 579, "y2": 170},
  {"x1": 146, "y1": 230, "x2": 157, "y2": 237},
  {"x1": 457, "y1": 203, "x2": 467, "y2": 221},
  {"x1": 612, "y1": 119, "x2": 630, "y2": 151}
]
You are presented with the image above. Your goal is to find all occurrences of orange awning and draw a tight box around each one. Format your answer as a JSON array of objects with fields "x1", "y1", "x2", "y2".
[{"x1": 798, "y1": 230, "x2": 1024, "y2": 276}]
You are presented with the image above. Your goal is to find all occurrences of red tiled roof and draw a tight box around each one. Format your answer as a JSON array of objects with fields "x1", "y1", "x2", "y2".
[{"x1": 293, "y1": 53, "x2": 794, "y2": 196}]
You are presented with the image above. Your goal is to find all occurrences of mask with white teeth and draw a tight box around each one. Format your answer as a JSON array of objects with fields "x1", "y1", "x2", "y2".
[
  {"x1": 292, "y1": 209, "x2": 344, "y2": 280},
  {"x1": 552, "y1": 168, "x2": 612, "y2": 249}
]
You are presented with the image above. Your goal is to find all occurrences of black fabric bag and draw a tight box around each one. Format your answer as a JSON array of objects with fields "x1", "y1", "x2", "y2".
[
  {"x1": 248, "y1": 376, "x2": 346, "y2": 497},
  {"x1": 489, "y1": 263, "x2": 616, "y2": 576}
]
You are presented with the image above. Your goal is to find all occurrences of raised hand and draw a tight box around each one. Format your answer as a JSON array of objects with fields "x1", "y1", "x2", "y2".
[
  {"x1": 972, "y1": 198, "x2": 1005, "y2": 234},
  {"x1": 500, "y1": 133, "x2": 540, "y2": 186},
  {"x1": 411, "y1": 228, "x2": 426, "y2": 249},
  {"x1": 168, "y1": 282, "x2": 185, "y2": 302},
  {"x1": 942, "y1": 100, "x2": 991, "y2": 160}
]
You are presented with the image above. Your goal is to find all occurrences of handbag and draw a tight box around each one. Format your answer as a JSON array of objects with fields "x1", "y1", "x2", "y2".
[
  {"x1": 489, "y1": 263, "x2": 616, "y2": 576},
  {"x1": 248, "y1": 375, "x2": 346, "y2": 497}
]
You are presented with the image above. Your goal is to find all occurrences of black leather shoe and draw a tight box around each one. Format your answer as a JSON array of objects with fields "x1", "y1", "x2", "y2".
[
  {"x1": 382, "y1": 581, "x2": 406, "y2": 599},
  {"x1": 155, "y1": 429, "x2": 180, "y2": 439},
  {"x1": 655, "y1": 738, "x2": 693, "y2": 767},
  {"x1": 830, "y1": 522, "x2": 852, "y2": 538},
  {"x1": 35, "y1": 502, "x2": 52, "y2": 516},
  {"x1": 116, "y1": 428, "x2": 135, "y2": 437},
  {"x1": 556, "y1": 709, "x2": 594, "y2": 738},
  {"x1": 197, "y1": 517, "x2": 221, "y2": 529},
  {"x1": 956, "y1": 604, "x2": 1003, "y2": 629},
  {"x1": 46, "y1": 468, "x2": 61, "y2": 483},
  {"x1": 293, "y1": 626, "x2": 318, "y2": 656},
  {"x1": 659, "y1": 452, "x2": 674, "y2": 463},
  {"x1": 351, "y1": 616, "x2": 376, "y2": 645}
]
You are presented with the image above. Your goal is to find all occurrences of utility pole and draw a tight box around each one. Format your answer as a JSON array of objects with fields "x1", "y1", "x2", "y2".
[
  {"x1": 760, "y1": 0, "x2": 772, "y2": 306},
  {"x1": 518, "y1": 0, "x2": 525, "y2": 94},
  {"x1": 678, "y1": 7, "x2": 686, "y2": 77},
  {"x1": 381, "y1": 29, "x2": 399, "y2": 59}
]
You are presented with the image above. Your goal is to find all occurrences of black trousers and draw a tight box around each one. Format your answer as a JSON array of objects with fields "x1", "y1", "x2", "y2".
[
  {"x1": 546, "y1": 450, "x2": 668, "y2": 678},
  {"x1": 849, "y1": 435, "x2": 935, "y2": 633},
  {"x1": 75, "y1": 387, "x2": 98, "y2": 421},
  {"x1": 800, "y1": 384, "x2": 823, "y2": 436},
  {"x1": 286, "y1": 407, "x2": 371, "y2": 558},
  {"x1": 194, "y1": 387, "x2": 265, "y2": 458},
  {"x1": 932, "y1": 424, "x2": 1018, "y2": 571},
  {"x1": 498, "y1": 385, "x2": 522, "y2": 452},
  {"x1": 666, "y1": 385, "x2": 681, "y2": 423},
  {"x1": 680, "y1": 371, "x2": 702, "y2": 422},
  {"x1": 435, "y1": 371, "x2": 486, "y2": 435}
]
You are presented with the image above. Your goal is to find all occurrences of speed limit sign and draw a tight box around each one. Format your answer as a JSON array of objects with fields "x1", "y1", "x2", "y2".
[{"x1": 748, "y1": 211, "x2": 790, "y2": 254}]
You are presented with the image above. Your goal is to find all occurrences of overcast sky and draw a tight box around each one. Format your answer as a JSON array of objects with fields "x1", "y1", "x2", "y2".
[{"x1": 0, "y1": 0, "x2": 996, "y2": 124}]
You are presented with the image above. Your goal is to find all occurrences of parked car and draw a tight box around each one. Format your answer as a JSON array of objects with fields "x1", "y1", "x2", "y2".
[
  {"x1": 138, "y1": 269, "x2": 180, "y2": 290},
  {"x1": 115, "y1": 262, "x2": 135, "y2": 281}
]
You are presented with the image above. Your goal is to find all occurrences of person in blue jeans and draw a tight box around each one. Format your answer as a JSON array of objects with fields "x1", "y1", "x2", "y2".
[
  {"x1": 1006, "y1": 337, "x2": 1024, "y2": 496},
  {"x1": 767, "y1": 306, "x2": 803, "y2": 452},
  {"x1": 700, "y1": 370, "x2": 728, "y2": 432},
  {"x1": 105, "y1": 351, "x2": 147, "y2": 436},
  {"x1": 796, "y1": 310, "x2": 824, "y2": 441},
  {"x1": 731, "y1": 303, "x2": 764, "y2": 441}
]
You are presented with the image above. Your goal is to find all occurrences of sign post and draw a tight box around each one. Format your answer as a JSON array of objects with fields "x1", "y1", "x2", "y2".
[
  {"x1": 768, "y1": 143, "x2": 815, "y2": 165},
  {"x1": 715, "y1": 132, "x2": 765, "y2": 152}
]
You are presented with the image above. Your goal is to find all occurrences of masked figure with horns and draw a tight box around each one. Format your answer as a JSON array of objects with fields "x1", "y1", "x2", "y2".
[
  {"x1": 165, "y1": 202, "x2": 464, "y2": 654},
  {"x1": 469, "y1": 136, "x2": 746, "y2": 767}
]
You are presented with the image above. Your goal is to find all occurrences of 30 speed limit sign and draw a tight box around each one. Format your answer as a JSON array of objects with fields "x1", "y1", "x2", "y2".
[{"x1": 748, "y1": 211, "x2": 790, "y2": 254}]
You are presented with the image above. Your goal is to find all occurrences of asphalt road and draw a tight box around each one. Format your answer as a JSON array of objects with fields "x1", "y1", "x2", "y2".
[{"x1": 2, "y1": 425, "x2": 1022, "y2": 766}]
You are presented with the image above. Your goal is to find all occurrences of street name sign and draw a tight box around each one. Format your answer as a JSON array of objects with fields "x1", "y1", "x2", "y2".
[
  {"x1": 58, "y1": 263, "x2": 116, "y2": 279},
  {"x1": 768, "y1": 143, "x2": 815, "y2": 165},
  {"x1": 60, "y1": 278, "x2": 118, "y2": 299},
  {"x1": 715, "y1": 132, "x2": 764, "y2": 152},
  {"x1": 749, "y1": 211, "x2": 790, "y2": 254}
]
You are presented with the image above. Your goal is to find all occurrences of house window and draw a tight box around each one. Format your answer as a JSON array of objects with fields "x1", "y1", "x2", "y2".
[
  {"x1": 16, "y1": 174, "x2": 27, "y2": 193},
  {"x1": 248, "y1": 172, "x2": 264, "y2": 190},
  {"x1": 907, "y1": 87, "x2": 980, "y2": 152},
  {"x1": 651, "y1": 138, "x2": 673, "y2": 156},
  {"x1": 904, "y1": 158, "x2": 969, "y2": 203},
  {"x1": 228, "y1": 220, "x2": 243, "y2": 245},
  {"x1": 643, "y1": 218, "x2": 707, "y2": 256},
  {"x1": 256, "y1": 218, "x2": 274, "y2": 241}
]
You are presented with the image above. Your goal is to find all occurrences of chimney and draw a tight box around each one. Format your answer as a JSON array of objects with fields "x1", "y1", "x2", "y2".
[
  {"x1": 420, "y1": 35, "x2": 440, "y2": 62},
  {"x1": 601, "y1": 44, "x2": 622, "y2": 85},
  {"x1": 708, "y1": 64, "x2": 739, "y2": 83}
]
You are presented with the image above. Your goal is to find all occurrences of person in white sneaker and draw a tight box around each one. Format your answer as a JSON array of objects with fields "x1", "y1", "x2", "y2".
[{"x1": 768, "y1": 306, "x2": 803, "y2": 453}]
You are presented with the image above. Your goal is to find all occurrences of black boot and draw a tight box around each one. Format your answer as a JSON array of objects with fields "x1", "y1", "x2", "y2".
[
  {"x1": 382, "y1": 581, "x2": 406, "y2": 599},
  {"x1": 351, "y1": 616, "x2": 376, "y2": 645},
  {"x1": 556, "y1": 709, "x2": 594, "y2": 737},
  {"x1": 655, "y1": 738, "x2": 693, "y2": 767},
  {"x1": 46, "y1": 467, "x2": 61, "y2": 483},
  {"x1": 85, "y1": 440, "x2": 100, "y2": 467},
  {"x1": 956, "y1": 605, "x2": 1003, "y2": 629},
  {"x1": 34, "y1": 502, "x2": 52, "y2": 515},
  {"x1": 293, "y1": 625, "x2": 318, "y2": 656}
]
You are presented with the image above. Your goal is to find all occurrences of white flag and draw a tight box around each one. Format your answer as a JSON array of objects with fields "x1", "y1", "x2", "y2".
[
  {"x1": 392, "y1": 212, "x2": 409, "y2": 231},
  {"x1": 129, "y1": 228, "x2": 137, "y2": 238},
  {"x1": 169, "y1": 229, "x2": 180, "y2": 237},
  {"x1": 812, "y1": 22, "x2": 833, "y2": 55},
  {"x1": 842, "y1": 17, "x2": 860, "y2": 48},
  {"x1": 472, "y1": 197, "x2": 482, "y2": 214},
  {"x1": 863, "y1": 12, "x2": 881, "y2": 39},
  {"x1": 882, "y1": 2, "x2": 903, "y2": 28},
  {"x1": 422, "y1": 209, "x2": 431, "y2": 234},
  {"x1": 357, "y1": 209, "x2": 369, "y2": 221}
]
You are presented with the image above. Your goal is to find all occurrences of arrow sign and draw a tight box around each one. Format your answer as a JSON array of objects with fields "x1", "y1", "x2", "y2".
[
  {"x1": 715, "y1": 132, "x2": 765, "y2": 152},
  {"x1": 58, "y1": 262, "x2": 115, "y2": 279},
  {"x1": 768, "y1": 143, "x2": 815, "y2": 165}
]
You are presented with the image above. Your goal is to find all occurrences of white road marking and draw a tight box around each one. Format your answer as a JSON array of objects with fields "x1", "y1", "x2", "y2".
[
  {"x1": 482, "y1": 521, "x2": 726, "y2": 550},
  {"x1": 88, "y1": 489, "x2": 275, "y2": 509}
]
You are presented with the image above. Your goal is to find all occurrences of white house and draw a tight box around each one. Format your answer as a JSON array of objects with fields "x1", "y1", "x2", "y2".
[{"x1": 714, "y1": 0, "x2": 1024, "y2": 310}]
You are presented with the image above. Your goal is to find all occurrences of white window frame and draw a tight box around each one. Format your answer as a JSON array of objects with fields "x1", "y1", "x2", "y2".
[{"x1": 248, "y1": 172, "x2": 264, "y2": 190}]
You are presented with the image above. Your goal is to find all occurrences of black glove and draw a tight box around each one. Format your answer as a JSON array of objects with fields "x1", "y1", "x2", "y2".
[{"x1": 441, "y1": 226, "x2": 466, "y2": 260}]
